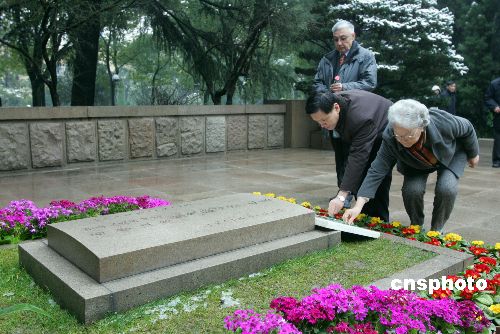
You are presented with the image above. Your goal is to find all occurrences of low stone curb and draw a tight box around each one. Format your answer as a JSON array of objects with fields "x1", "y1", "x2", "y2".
[{"x1": 369, "y1": 233, "x2": 474, "y2": 290}]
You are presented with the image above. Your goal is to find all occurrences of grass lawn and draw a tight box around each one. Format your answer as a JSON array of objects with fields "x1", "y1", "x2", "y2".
[{"x1": 0, "y1": 238, "x2": 435, "y2": 334}]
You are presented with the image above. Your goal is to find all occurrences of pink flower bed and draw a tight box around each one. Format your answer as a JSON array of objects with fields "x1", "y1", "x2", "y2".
[{"x1": 0, "y1": 196, "x2": 170, "y2": 242}]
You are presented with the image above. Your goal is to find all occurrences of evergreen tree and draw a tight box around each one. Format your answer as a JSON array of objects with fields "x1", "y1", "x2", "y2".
[{"x1": 455, "y1": 0, "x2": 500, "y2": 135}]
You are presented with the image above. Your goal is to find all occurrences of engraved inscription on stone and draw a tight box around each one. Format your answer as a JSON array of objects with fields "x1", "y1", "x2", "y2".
[{"x1": 47, "y1": 193, "x2": 314, "y2": 283}]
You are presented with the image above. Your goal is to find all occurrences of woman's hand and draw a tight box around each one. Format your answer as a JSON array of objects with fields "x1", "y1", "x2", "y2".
[
  {"x1": 468, "y1": 155, "x2": 479, "y2": 168},
  {"x1": 342, "y1": 197, "x2": 369, "y2": 225},
  {"x1": 342, "y1": 207, "x2": 361, "y2": 225}
]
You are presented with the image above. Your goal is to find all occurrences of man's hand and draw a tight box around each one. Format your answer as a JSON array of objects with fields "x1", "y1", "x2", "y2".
[
  {"x1": 330, "y1": 83, "x2": 343, "y2": 92},
  {"x1": 468, "y1": 155, "x2": 479, "y2": 168},
  {"x1": 494, "y1": 106, "x2": 500, "y2": 114},
  {"x1": 328, "y1": 197, "x2": 344, "y2": 216}
]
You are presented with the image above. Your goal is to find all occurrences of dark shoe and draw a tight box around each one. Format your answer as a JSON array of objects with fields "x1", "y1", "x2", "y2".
[{"x1": 493, "y1": 163, "x2": 500, "y2": 168}]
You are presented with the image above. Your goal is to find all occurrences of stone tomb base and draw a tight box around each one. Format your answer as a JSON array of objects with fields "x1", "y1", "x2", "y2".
[{"x1": 19, "y1": 194, "x2": 340, "y2": 323}]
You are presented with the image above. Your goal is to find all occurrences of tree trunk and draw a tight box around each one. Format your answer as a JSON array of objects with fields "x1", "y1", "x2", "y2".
[
  {"x1": 212, "y1": 93, "x2": 222, "y2": 105},
  {"x1": 70, "y1": 1, "x2": 101, "y2": 106},
  {"x1": 30, "y1": 76, "x2": 46, "y2": 107},
  {"x1": 226, "y1": 84, "x2": 236, "y2": 105},
  {"x1": 46, "y1": 59, "x2": 60, "y2": 106}
]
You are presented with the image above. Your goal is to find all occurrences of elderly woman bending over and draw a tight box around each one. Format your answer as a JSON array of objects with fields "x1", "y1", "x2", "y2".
[{"x1": 342, "y1": 99, "x2": 479, "y2": 232}]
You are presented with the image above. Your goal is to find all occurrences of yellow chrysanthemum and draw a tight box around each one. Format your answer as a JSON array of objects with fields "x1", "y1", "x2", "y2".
[
  {"x1": 356, "y1": 213, "x2": 367, "y2": 220},
  {"x1": 444, "y1": 233, "x2": 462, "y2": 242},
  {"x1": 277, "y1": 196, "x2": 288, "y2": 201},
  {"x1": 391, "y1": 221, "x2": 402, "y2": 228},
  {"x1": 495, "y1": 243, "x2": 500, "y2": 250},
  {"x1": 252, "y1": 192, "x2": 262, "y2": 196},
  {"x1": 301, "y1": 201, "x2": 312, "y2": 208},
  {"x1": 313, "y1": 205, "x2": 322, "y2": 211},
  {"x1": 287, "y1": 198, "x2": 297, "y2": 204},
  {"x1": 409, "y1": 225, "x2": 421, "y2": 233},
  {"x1": 264, "y1": 193, "x2": 275, "y2": 198},
  {"x1": 427, "y1": 231, "x2": 441, "y2": 238},
  {"x1": 371, "y1": 217, "x2": 382, "y2": 224},
  {"x1": 471, "y1": 240, "x2": 484, "y2": 246},
  {"x1": 489, "y1": 304, "x2": 500, "y2": 314}
]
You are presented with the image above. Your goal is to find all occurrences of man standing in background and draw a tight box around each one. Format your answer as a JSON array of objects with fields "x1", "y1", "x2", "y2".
[
  {"x1": 312, "y1": 20, "x2": 377, "y2": 94},
  {"x1": 441, "y1": 80, "x2": 457, "y2": 115},
  {"x1": 485, "y1": 77, "x2": 500, "y2": 168},
  {"x1": 312, "y1": 20, "x2": 378, "y2": 206}
]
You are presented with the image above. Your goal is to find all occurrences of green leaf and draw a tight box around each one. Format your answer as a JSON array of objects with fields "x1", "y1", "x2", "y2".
[
  {"x1": 0, "y1": 303, "x2": 51, "y2": 318},
  {"x1": 475, "y1": 294, "x2": 494, "y2": 306}
]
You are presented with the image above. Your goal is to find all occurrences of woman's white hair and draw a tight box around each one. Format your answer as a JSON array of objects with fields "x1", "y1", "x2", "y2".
[{"x1": 388, "y1": 99, "x2": 430, "y2": 129}]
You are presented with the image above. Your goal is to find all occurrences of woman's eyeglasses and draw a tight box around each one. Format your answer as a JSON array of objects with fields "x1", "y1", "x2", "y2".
[{"x1": 393, "y1": 128, "x2": 422, "y2": 140}]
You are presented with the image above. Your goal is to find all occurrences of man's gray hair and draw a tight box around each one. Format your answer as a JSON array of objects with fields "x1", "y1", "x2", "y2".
[
  {"x1": 332, "y1": 20, "x2": 355, "y2": 33},
  {"x1": 388, "y1": 99, "x2": 430, "y2": 128}
]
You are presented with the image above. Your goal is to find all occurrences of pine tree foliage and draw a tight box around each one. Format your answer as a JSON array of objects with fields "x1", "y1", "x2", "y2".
[{"x1": 454, "y1": 0, "x2": 500, "y2": 134}]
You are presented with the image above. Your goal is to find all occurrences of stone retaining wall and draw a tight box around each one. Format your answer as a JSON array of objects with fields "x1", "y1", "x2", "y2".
[{"x1": 0, "y1": 105, "x2": 285, "y2": 172}]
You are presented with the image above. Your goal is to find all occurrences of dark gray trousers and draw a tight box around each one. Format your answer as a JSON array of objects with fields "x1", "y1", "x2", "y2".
[
  {"x1": 401, "y1": 159, "x2": 464, "y2": 232},
  {"x1": 493, "y1": 115, "x2": 500, "y2": 164}
]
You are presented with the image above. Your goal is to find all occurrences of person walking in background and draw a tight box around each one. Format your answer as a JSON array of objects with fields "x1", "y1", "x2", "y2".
[
  {"x1": 307, "y1": 89, "x2": 393, "y2": 223},
  {"x1": 428, "y1": 85, "x2": 447, "y2": 110},
  {"x1": 441, "y1": 80, "x2": 457, "y2": 115},
  {"x1": 342, "y1": 99, "x2": 479, "y2": 232},
  {"x1": 485, "y1": 77, "x2": 500, "y2": 168},
  {"x1": 312, "y1": 20, "x2": 378, "y2": 206}
]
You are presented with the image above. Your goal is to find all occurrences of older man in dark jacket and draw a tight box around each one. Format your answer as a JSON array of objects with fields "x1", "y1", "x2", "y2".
[
  {"x1": 306, "y1": 89, "x2": 393, "y2": 222},
  {"x1": 312, "y1": 20, "x2": 377, "y2": 94}
]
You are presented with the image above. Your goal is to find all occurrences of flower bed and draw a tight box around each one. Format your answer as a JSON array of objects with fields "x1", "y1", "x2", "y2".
[
  {"x1": 228, "y1": 193, "x2": 500, "y2": 333},
  {"x1": 225, "y1": 285, "x2": 491, "y2": 333},
  {"x1": 0, "y1": 196, "x2": 170, "y2": 244}
]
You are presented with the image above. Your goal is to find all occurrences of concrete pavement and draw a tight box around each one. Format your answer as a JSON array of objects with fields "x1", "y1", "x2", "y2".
[{"x1": 1, "y1": 140, "x2": 498, "y2": 245}]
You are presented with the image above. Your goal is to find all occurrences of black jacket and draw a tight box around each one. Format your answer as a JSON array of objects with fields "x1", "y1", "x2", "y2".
[
  {"x1": 485, "y1": 77, "x2": 500, "y2": 112},
  {"x1": 335, "y1": 90, "x2": 392, "y2": 193}
]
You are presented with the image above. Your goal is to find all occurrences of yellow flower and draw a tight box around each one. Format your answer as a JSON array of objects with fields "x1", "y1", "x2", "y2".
[
  {"x1": 313, "y1": 205, "x2": 322, "y2": 211},
  {"x1": 264, "y1": 193, "x2": 275, "y2": 198},
  {"x1": 495, "y1": 243, "x2": 500, "y2": 250},
  {"x1": 391, "y1": 221, "x2": 402, "y2": 228},
  {"x1": 409, "y1": 225, "x2": 421, "y2": 234},
  {"x1": 287, "y1": 198, "x2": 297, "y2": 204},
  {"x1": 471, "y1": 240, "x2": 484, "y2": 246},
  {"x1": 356, "y1": 213, "x2": 367, "y2": 220},
  {"x1": 444, "y1": 233, "x2": 462, "y2": 242},
  {"x1": 277, "y1": 196, "x2": 288, "y2": 201},
  {"x1": 371, "y1": 217, "x2": 382, "y2": 224},
  {"x1": 252, "y1": 192, "x2": 262, "y2": 196},
  {"x1": 489, "y1": 304, "x2": 500, "y2": 314},
  {"x1": 427, "y1": 231, "x2": 441, "y2": 238},
  {"x1": 301, "y1": 201, "x2": 312, "y2": 208}
]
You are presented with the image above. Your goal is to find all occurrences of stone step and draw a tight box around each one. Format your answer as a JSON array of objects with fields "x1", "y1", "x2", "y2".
[
  {"x1": 47, "y1": 194, "x2": 315, "y2": 283},
  {"x1": 19, "y1": 229, "x2": 341, "y2": 324}
]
